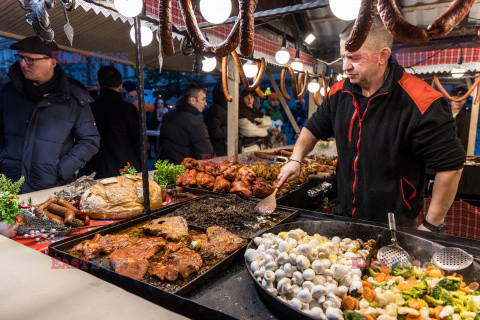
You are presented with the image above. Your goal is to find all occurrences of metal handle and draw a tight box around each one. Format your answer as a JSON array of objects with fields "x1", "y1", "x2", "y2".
[{"x1": 388, "y1": 212, "x2": 397, "y2": 244}]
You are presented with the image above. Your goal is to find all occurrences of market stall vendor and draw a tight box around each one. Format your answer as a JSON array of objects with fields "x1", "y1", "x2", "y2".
[{"x1": 277, "y1": 17, "x2": 466, "y2": 232}]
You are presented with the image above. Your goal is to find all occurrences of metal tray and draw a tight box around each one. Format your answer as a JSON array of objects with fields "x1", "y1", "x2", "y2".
[
  {"x1": 244, "y1": 220, "x2": 480, "y2": 320},
  {"x1": 48, "y1": 208, "x2": 247, "y2": 298},
  {"x1": 161, "y1": 194, "x2": 299, "y2": 239}
]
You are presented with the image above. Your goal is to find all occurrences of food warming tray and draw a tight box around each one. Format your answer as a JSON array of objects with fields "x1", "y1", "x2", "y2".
[{"x1": 244, "y1": 220, "x2": 480, "y2": 320}]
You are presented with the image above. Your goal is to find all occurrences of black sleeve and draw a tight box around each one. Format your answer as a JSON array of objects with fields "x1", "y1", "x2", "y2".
[
  {"x1": 126, "y1": 103, "x2": 142, "y2": 161},
  {"x1": 189, "y1": 122, "x2": 215, "y2": 159},
  {"x1": 208, "y1": 111, "x2": 227, "y2": 139},
  {"x1": 304, "y1": 95, "x2": 334, "y2": 140},
  {"x1": 410, "y1": 98, "x2": 466, "y2": 171}
]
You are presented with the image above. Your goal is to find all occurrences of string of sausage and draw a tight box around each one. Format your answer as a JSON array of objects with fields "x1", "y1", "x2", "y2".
[
  {"x1": 222, "y1": 56, "x2": 232, "y2": 102},
  {"x1": 433, "y1": 75, "x2": 480, "y2": 103},
  {"x1": 252, "y1": 61, "x2": 266, "y2": 99},
  {"x1": 345, "y1": 0, "x2": 378, "y2": 52},
  {"x1": 296, "y1": 70, "x2": 309, "y2": 106},
  {"x1": 313, "y1": 74, "x2": 328, "y2": 107},
  {"x1": 279, "y1": 67, "x2": 309, "y2": 105}
]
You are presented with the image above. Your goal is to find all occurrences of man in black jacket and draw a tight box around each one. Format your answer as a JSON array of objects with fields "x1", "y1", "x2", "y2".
[
  {"x1": 206, "y1": 85, "x2": 227, "y2": 156},
  {"x1": 450, "y1": 86, "x2": 471, "y2": 152},
  {"x1": 84, "y1": 66, "x2": 141, "y2": 178},
  {"x1": 0, "y1": 36, "x2": 100, "y2": 193},
  {"x1": 278, "y1": 18, "x2": 466, "y2": 232},
  {"x1": 159, "y1": 84, "x2": 214, "y2": 164}
]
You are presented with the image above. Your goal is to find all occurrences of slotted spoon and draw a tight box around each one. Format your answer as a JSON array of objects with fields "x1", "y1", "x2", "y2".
[
  {"x1": 432, "y1": 247, "x2": 473, "y2": 271},
  {"x1": 377, "y1": 212, "x2": 412, "y2": 268}
]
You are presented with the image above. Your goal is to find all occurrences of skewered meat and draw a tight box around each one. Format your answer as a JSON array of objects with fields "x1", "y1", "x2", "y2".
[
  {"x1": 149, "y1": 242, "x2": 202, "y2": 281},
  {"x1": 142, "y1": 216, "x2": 189, "y2": 241},
  {"x1": 196, "y1": 172, "x2": 215, "y2": 189},
  {"x1": 193, "y1": 226, "x2": 247, "y2": 256},
  {"x1": 236, "y1": 166, "x2": 256, "y2": 184},
  {"x1": 72, "y1": 234, "x2": 133, "y2": 260},
  {"x1": 252, "y1": 177, "x2": 274, "y2": 198},
  {"x1": 109, "y1": 238, "x2": 166, "y2": 280},
  {"x1": 230, "y1": 179, "x2": 252, "y2": 198},
  {"x1": 181, "y1": 157, "x2": 198, "y2": 170},
  {"x1": 272, "y1": 179, "x2": 291, "y2": 198},
  {"x1": 221, "y1": 165, "x2": 239, "y2": 181},
  {"x1": 180, "y1": 169, "x2": 197, "y2": 187},
  {"x1": 213, "y1": 176, "x2": 231, "y2": 193}
]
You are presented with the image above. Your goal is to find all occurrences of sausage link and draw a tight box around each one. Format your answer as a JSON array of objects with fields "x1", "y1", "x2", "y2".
[
  {"x1": 313, "y1": 91, "x2": 322, "y2": 106},
  {"x1": 178, "y1": 0, "x2": 215, "y2": 56},
  {"x1": 57, "y1": 199, "x2": 80, "y2": 215},
  {"x1": 215, "y1": 18, "x2": 241, "y2": 57},
  {"x1": 475, "y1": 84, "x2": 480, "y2": 105},
  {"x1": 44, "y1": 209, "x2": 64, "y2": 225},
  {"x1": 83, "y1": 215, "x2": 91, "y2": 226},
  {"x1": 345, "y1": 0, "x2": 378, "y2": 52},
  {"x1": 252, "y1": 62, "x2": 266, "y2": 99},
  {"x1": 255, "y1": 87, "x2": 266, "y2": 100},
  {"x1": 280, "y1": 68, "x2": 291, "y2": 101},
  {"x1": 222, "y1": 56, "x2": 233, "y2": 102},
  {"x1": 159, "y1": 0, "x2": 174, "y2": 57},
  {"x1": 427, "y1": 0, "x2": 476, "y2": 39},
  {"x1": 296, "y1": 70, "x2": 309, "y2": 99},
  {"x1": 299, "y1": 97, "x2": 305, "y2": 106},
  {"x1": 287, "y1": 67, "x2": 298, "y2": 99},
  {"x1": 377, "y1": 0, "x2": 429, "y2": 45},
  {"x1": 433, "y1": 75, "x2": 480, "y2": 102},
  {"x1": 231, "y1": 50, "x2": 250, "y2": 89},
  {"x1": 38, "y1": 198, "x2": 57, "y2": 211},
  {"x1": 322, "y1": 74, "x2": 328, "y2": 97},
  {"x1": 239, "y1": 0, "x2": 258, "y2": 56},
  {"x1": 247, "y1": 58, "x2": 266, "y2": 91},
  {"x1": 47, "y1": 203, "x2": 75, "y2": 226}
]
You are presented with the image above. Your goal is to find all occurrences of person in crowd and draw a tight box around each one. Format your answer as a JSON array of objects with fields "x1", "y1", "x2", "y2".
[
  {"x1": 83, "y1": 66, "x2": 141, "y2": 179},
  {"x1": 123, "y1": 81, "x2": 154, "y2": 113},
  {"x1": 0, "y1": 36, "x2": 100, "y2": 193},
  {"x1": 450, "y1": 86, "x2": 471, "y2": 152},
  {"x1": 261, "y1": 92, "x2": 285, "y2": 132},
  {"x1": 159, "y1": 84, "x2": 214, "y2": 163},
  {"x1": 206, "y1": 85, "x2": 228, "y2": 157},
  {"x1": 267, "y1": 121, "x2": 287, "y2": 149},
  {"x1": 146, "y1": 97, "x2": 169, "y2": 157},
  {"x1": 253, "y1": 95, "x2": 262, "y2": 111},
  {"x1": 277, "y1": 17, "x2": 465, "y2": 232},
  {"x1": 239, "y1": 90, "x2": 272, "y2": 152}
]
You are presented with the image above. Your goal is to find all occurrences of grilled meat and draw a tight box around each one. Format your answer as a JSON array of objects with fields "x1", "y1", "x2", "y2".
[
  {"x1": 149, "y1": 242, "x2": 202, "y2": 281},
  {"x1": 213, "y1": 176, "x2": 231, "y2": 193},
  {"x1": 252, "y1": 177, "x2": 274, "y2": 198},
  {"x1": 181, "y1": 157, "x2": 198, "y2": 170},
  {"x1": 142, "y1": 216, "x2": 189, "y2": 241},
  {"x1": 72, "y1": 234, "x2": 133, "y2": 260},
  {"x1": 193, "y1": 226, "x2": 247, "y2": 256},
  {"x1": 180, "y1": 169, "x2": 197, "y2": 187},
  {"x1": 196, "y1": 172, "x2": 215, "y2": 189},
  {"x1": 236, "y1": 166, "x2": 256, "y2": 184},
  {"x1": 230, "y1": 179, "x2": 252, "y2": 198},
  {"x1": 221, "y1": 165, "x2": 239, "y2": 181}
]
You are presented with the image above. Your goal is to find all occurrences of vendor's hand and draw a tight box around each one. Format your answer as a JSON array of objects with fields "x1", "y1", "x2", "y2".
[{"x1": 277, "y1": 161, "x2": 301, "y2": 187}]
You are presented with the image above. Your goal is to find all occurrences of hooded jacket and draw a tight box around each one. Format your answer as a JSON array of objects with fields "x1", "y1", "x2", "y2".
[
  {"x1": 206, "y1": 85, "x2": 228, "y2": 156},
  {"x1": 305, "y1": 63, "x2": 465, "y2": 226},
  {"x1": 159, "y1": 97, "x2": 214, "y2": 164},
  {"x1": 0, "y1": 62, "x2": 100, "y2": 193}
]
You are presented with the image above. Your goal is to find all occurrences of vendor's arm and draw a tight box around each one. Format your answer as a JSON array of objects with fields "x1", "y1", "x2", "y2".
[{"x1": 418, "y1": 169, "x2": 462, "y2": 231}]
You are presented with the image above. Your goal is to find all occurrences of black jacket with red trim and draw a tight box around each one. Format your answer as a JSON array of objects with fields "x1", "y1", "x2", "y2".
[{"x1": 305, "y1": 63, "x2": 465, "y2": 226}]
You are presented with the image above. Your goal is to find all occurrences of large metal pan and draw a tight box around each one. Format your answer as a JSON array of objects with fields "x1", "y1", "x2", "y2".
[{"x1": 245, "y1": 220, "x2": 480, "y2": 320}]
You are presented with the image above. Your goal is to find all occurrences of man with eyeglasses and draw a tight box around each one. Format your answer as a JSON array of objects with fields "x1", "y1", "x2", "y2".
[{"x1": 0, "y1": 36, "x2": 100, "y2": 193}]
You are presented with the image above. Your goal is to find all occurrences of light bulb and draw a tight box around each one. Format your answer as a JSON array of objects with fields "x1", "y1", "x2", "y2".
[
  {"x1": 320, "y1": 86, "x2": 331, "y2": 97},
  {"x1": 243, "y1": 61, "x2": 258, "y2": 78},
  {"x1": 329, "y1": 0, "x2": 361, "y2": 21},
  {"x1": 200, "y1": 0, "x2": 232, "y2": 24},
  {"x1": 451, "y1": 67, "x2": 465, "y2": 78},
  {"x1": 308, "y1": 80, "x2": 320, "y2": 93},
  {"x1": 130, "y1": 25, "x2": 153, "y2": 47},
  {"x1": 114, "y1": 0, "x2": 143, "y2": 18},
  {"x1": 291, "y1": 58, "x2": 303, "y2": 72},
  {"x1": 305, "y1": 34, "x2": 316, "y2": 44},
  {"x1": 202, "y1": 56, "x2": 217, "y2": 72},
  {"x1": 275, "y1": 47, "x2": 290, "y2": 65}
]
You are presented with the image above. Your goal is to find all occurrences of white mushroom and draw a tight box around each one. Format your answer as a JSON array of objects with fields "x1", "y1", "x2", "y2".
[
  {"x1": 278, "y1": 241, "x2": 290, "y2": 253},
  {"x1": 253, "y1": 237, "x2": 263, "y2": 246},
  {"x1": 317, "y1": 295, "x2": 326, "y2": 304},
  {"x1": 314, "y1": 275, "x2": 327, "y2": 285},
  {"x1": 312, "y1": 260, "x2": 326, "y2": 275},
  {"x1": 264, "y1": 270, "x2": 275, "y2": 283},
  {"x1": 283, "y1": 263, "x2": 294, "y2": 277},
  {"x1": 321, "y1": 259, "x2": 332, "y2": 269},
  {"x1": 244, "y1": 249, "x2": 259, "y2": 262},
  {"x1": 296, "y1": 255, "x2": 311, "y2": 270},
  {"x1": 266, "y1": 286, "x2": 278, "y2": 296},
  {"x1": 303, "y1": 268, "x2": 316, "y2": 281},
  {"x1": 250, "y1": 260, "x2": 260, "y2": 273},
  {"x1": 289, "y1": 252, "x2": 298, "y2": 265},
  {"x1": 310, "y1": 307, "x2": 326, "y2": 320},
  {"x1": 337, "y1": 286, "x2": 349, "y2": 298},
  {"x1": 302, "y1": 281, "x2": 315, "y2": 291},
  {"x1": 325, "y1": 293, "x2": 341, "y2": 308},
  {"x1": 266, "y1": 248, "x2": 277, "y2": 259},
  {"x1": 297, "y1": 288, "x2": 313, "y2": 304},
  {"x1": 265, "y1": 261, "x2": 279, "y2": 272},
  {"x1": 331, "y1": 264, "x2": 346, "y2": 280},
  {"x1": 349, "y1": 280, "x2": 363, "y2": 294},
  {"x1": 276, "y1": 252, "x2": 289, "y2": 265},
  {"x1": 292, "y1": 271, "x2": 304, "y2": 285},
  {"x1": 324, "y1": 283, "x2": 338, "y2": 295},
  {"x1": 311, "y1": 285, "x2": 326, "y2": 299},
  {"x1": 293, "y1": 285, "x2": 302, "y2": 297},
  {"x1": 295, "y1": 243, "x2": 313, "y2": 257},
  {"x1": 254, "y1": 266, "x2": 265, "y2": 278},
  {"x1": 287, "y1": 238, "x2": 298, "y2": 248},
  {"x1": 256, "y1": 244, "x2": 266, "y2": 252},
  {"x1": 332, "y1": 237, "x2": 341, "y2": 244},
  {"x1": 261, "y1": 278, "x2": 268, "y2": 288},
  {"x1": 275, "y1": 268, "x2": 286, "y2": 281},
  {"x1": 277, "y1": 277, "x2": 293, "y2": 295},
  {"x1": 325, "y1": 307, "x2": 344, "y2": 320},
  {"x1": 289, "y1": 298, "x2": 303, "y2": 310},
  {"x1": 287, "y1": 230, "x2": 301, "y2": 241}
]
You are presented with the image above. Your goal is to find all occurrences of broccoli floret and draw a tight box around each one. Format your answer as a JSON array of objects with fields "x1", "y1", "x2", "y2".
[
  {"x1": 437, "y1": 277, "x2": 462, "y2": 291},
  {"x1": 343, "y1": 310, "x2": 366, "y2": 320},
  {"x1": 424, "y1": 295, "x2": 446, "y2": 307},
  {"x1": 373, "y1": 281, "x2": 388, "y2": 288},
  {"x1": 391, "y1": 262, "x2": 414, "y2": 279},
  {"x1": 365, "y1": 268, "x2": 379, "y2": 277},
  {"x1": 475, "y1": 313, "x2": 480, "y2": 320},
  {"x1": 369, "y1": 302, "x2": 380, "y2": 308},
  {"x1": 431, "y1": 286, "x2": 454, "y2": 304},
  {"x1": 417, "y1": 274, "x2": 435, "y2": 281},
  {"x1": 402, "y1": 281, "x2": 428, "y2": 301}
]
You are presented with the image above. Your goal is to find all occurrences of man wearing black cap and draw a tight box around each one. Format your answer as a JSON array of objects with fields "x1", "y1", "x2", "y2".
[{"x1": 0, "y1": 36, "x2": 100, "y2": 193}]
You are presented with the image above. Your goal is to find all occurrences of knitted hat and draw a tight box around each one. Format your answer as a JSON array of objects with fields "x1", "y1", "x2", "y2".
[{"x1": 268, "y1": 92, "x2": 279, "y2": 103}]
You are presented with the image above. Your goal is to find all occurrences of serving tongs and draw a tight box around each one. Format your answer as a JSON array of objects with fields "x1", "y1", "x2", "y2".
[{"x1": 377, "y1": 212, "x2": 412, "y2": 268}]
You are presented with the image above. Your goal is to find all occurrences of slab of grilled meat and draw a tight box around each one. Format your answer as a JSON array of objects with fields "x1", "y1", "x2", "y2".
[
  {"x1": 193, "y1": 226, "x2": 247, "y2": 256},
  {"x1": 149, "y1": 242, "x2": 202, "y2": 281},
  {"x1": 108, "y1": 237, "x2": 166, "y2": 280},
  {"x1": 141, "y1": 216, "x2": 188, "y2": 241},
  {"x1": 72, "y1": 234, "x2": 133, "y2": 260}
]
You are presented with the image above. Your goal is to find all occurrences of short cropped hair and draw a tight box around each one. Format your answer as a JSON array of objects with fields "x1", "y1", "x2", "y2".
[
  {"x1": 184, "y1": 84, "x2": 206, "y2": 100},
  {"x1": 450, "y1": 86, "x2": 468, "y2": 97},
  {"x1": 97, "y1": 66, "x2": 122, "y2": 88},
  {"x1": 340, "y1": 16, "x2": 393, "y2": 51}
]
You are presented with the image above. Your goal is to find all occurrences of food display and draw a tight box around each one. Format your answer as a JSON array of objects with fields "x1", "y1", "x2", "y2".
[
  {"x1": 177, "y1": 157, "x2": 290, "y2": 198},
  {"x1": 247, "y1": 163, "x2": 325, "y2": 185},
  {"x1": 34, "y1": 198, "x2": 90, "y2": 227},
  {"x1": 166, "y1": 195, "x2": 298, "y2": 239},
  {"x1": 79, "y1": 174, "x2": 164, "y2": 220},
  {"x1": 245, "y1": 229, "x2": 480, "y2": 320},
  {"x1": 68, "y1": 215, "x2": 247, "y2": 292},
  {"x1": 54, "y1": 173, "x2": 97, "y2": 202}
]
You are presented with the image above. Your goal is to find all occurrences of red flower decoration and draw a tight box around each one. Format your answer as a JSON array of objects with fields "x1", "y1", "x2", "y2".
[{"x1": 127, "y1": 162, "x2": 131, "y2": 168}]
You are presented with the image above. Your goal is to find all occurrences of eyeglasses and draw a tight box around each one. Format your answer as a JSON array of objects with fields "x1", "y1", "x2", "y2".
[{"x1": 14, "y1": 54, "x2": 50, "y2": 66}]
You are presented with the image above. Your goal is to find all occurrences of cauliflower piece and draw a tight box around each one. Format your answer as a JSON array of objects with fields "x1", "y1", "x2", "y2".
[
  {"x1": 439, "y1": 305, "x2": 454, "y2": 318},
  {"x1": 377, "y1": 315, "x2": 396, "y2": 320},
  {"x1": 397, "y1": 307, "x2": 420, "y2": 316},
  {"x1": 359, "y1": 299, "x2": 370, "y2": 310},
  {"x1": 385, "y1": 303, "x2": 397, "y2": 318}
]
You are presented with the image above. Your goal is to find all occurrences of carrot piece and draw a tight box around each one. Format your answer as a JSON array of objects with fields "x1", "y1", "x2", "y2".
[
  {"x1": 362, "y1": 281, "x2": 374, "y2": 290},
  {"x1": 361, "y1": 313, "x2": 375, "y2": 320},
  {"x1": 374, "y1": 273, "x2": 386, "y2": 282},
  {"x1": 362, "y1": 286, "x2": 377, "y2": 302},
  {"x1": 408, "y1": 299, "x2": 428, "y2": 310},
  {"x1": 342, "y1": 296, "x2": 360, "y2": 310},
  {"x1": 379, "y1": 266, "x2": 391, "y2": 274},
  {"x1": 468, "y1": 282, "x2": 479, "y2": 291},
  {"x1": 433, "y1": 306, "x2": 443, "y2": 320}
]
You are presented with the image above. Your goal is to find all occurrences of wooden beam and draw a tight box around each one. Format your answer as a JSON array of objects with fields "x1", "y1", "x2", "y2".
[
  {"x1": 267, "y1": 71, "x2": 301, "y2": 134},
  {"x1": 467, "y1": 85, "x2": 479, "y2": 156},
  {"x1": 227, "y1": 56, "x2": 240, "y2": 157}
]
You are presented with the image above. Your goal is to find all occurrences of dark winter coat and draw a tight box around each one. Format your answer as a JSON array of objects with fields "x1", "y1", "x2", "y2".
[
  {"x1": 159, "y1": 98, "x2": 214, "y2": 164},
  {"x1": 0, "y1": 62, "x2": 100, "y2": 193},
  {"x1": 454, "y1": 107, "x2": 471, "y2": 152},
  {"x1": 83, "y1": 88, "x2": 141, "y2": 178},
  {"x1": 206, "y1": 86, "x2": 228, "y2": 156},
  {"x1": 305, "y1": 63, "x2": 466, "y2": 227}
]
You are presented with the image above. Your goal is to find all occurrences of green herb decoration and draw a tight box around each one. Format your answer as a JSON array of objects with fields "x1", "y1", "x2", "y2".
[
  {"x1": 0, "y1": 175, "x2": 25, "y2": 225},
  {"x1": 153, "y1": 160, "x2": 185, "y2": 187},
  {"x1": 119, "y1": 162, "x2": 137, "y2": 175}
]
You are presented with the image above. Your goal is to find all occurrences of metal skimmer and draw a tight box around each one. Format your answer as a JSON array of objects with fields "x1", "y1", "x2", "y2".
[
  {"x1": 377, "y1": 212, "x2": 412, "y2": 268},
  {"x1": 432, "y1": 247, "x2": 474, "y2": 271}
]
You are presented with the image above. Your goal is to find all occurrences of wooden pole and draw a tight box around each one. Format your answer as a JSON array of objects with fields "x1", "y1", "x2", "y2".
[
  {"x1": 467, "y1": 85, "x2": 479, "y2": 155},
  {"x1": 227, "y1": 56, "x2": 239, "y2": 157},
  {"x1": 266, "y1": 71, "x2": 301, "y2": 134}
]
